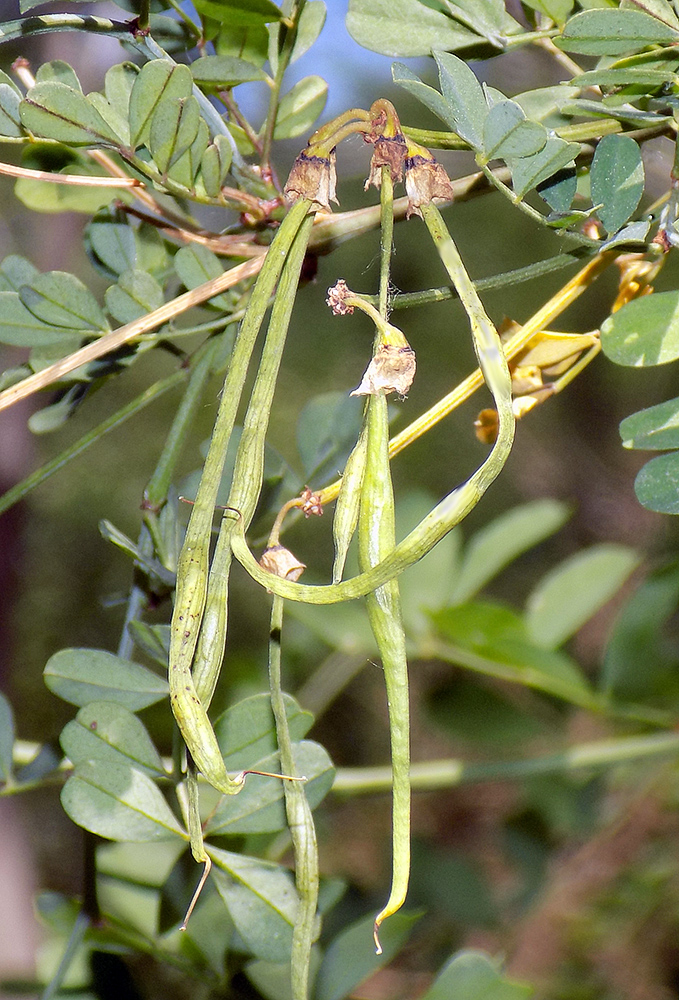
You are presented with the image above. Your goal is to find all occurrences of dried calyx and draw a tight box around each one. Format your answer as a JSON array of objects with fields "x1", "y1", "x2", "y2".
[
  {"x1": 284, "y1": 99, "x2": 454, "y2": 218},
  {"x1": 326, "y1": 279, "x2": 417, "y2": 398}
]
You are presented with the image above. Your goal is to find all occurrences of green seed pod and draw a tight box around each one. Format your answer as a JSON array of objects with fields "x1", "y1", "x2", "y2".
[{"x1": 332, "y1": 424, "x2": 368, "y2": 583}]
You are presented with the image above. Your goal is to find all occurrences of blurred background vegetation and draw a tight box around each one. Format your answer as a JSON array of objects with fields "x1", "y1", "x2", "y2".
[{"x1": 4, "y1": 2, "x2": 679, "y2": 998}]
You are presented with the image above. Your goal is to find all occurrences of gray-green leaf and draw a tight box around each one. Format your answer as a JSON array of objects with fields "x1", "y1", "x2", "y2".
[
  {"x1": 61, "y1": 759, "x2": 185, "y2": 841},
  {"x1": 0, "y1": 692, "x2": 15, "y2": 784},
  {"x1": 193, "y1": 0, "x2": 283, "y2": 25},
  {"x1": 620, "y1": 396, "x2": 679, "y2": 451},
  {"x1": 450, "y1": 500, "x2": 571, "y2": 604},
  {"x1": 0, "y1": 84, "x2": 23, "y2": 138},
  {"x1": 274, "y1": 76, "x2": 327, "y2": 139},
  {"x1": 601, "y1": 291, "x2": 679, "y2": 367},
  {"x1": 635, "y1": 452, "x2": 679, "y2": 514},
  {"x1": 435, "y1": 51, "x2": 488, "y2": 151},
  {"x1": 526, "y1": 544, "x2": 640, "y2": 648},
  {"x1": 482, "y1": 99, "x2": 547, "y2": 161},
  {"x1": 44, "y1": 648, "x2": 168, "y2": 710},
  {"x1": 210, "y1": 847, "x2": 298, "y2": 962},
  {"x1": 347, "y1": 0, "x2": 478, "y2": 57},
  {"x1": 419, "y1": 949, "x2": 532, "y2": 1000},
  {"x1": 0, "y1": 291, "x2": 76, "y2": 347},
  {"x1": 200, "y1": 135, "x2": 232, "y2": 198},
  {"x1": 60, "y1": 701, "x2": 165, "y2": 776},
  {"x1": 214, "y1": 691, "x2": 313, "y2": 769},
  {"x1": 557, "y1": 8, "x2": 679, "y2": 55},
  {"x1": 87, "y1": 219, "x2": 137, "y2": 277},
  {"x1": 590, "y1": 133, "x2": 644, "y2": 234},
  {"x1": 105, "y1": 269, "x2": 164, "y2": 324},
  {"x1": 20, "y1": 81, "x2": 123, "y2": 146},
  {"x1": 174, "y1": 244, "x2": 231, "y2": 309},
  {"x1": 508, "y1": 136, "x2": 580, "y2": 199},
  {"x1": 191, "y1": 54, "x2": 266, "y2": 87},
  {"x1": 392, "y1": 63, "x2": 457, "y2": 135},
  {"x1": 206, "y1": 741, "x2": 333, "y2": 835},
  {"x1": 20, "y1": 271, "x2": 108, "y2": 331},
  {"x1": 291, "y1": 1, "x2": 327, "y2": 62},
  {"x1": 128, "y1": 60, "x2": 193, "y2": 149},
  {"x1": 148, "y1": 94, "x2": 201, "y2": 174},
  {"x1": 315, "y1": 910, "x2": 420, "y2": 1000}
]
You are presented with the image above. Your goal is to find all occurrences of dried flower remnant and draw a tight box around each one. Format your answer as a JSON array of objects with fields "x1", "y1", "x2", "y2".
[
  {"x1": 326, "y1": 279, "x2": 354, "y2": 316},
  {"x1": 361, "y1": 99, "x2": 409, "y2": 191},
  {"x1": 351, "y1": 344, "x2": 416, "y2": 397},
  {"x1": 259, "y1": 544, "x2": 306, "y2": 581},
  {"x1": 364, "y1": 134, "x2": 409, "y2": 192},
  {"x1": 404, "y1": 140, "x2": 455, "y2": 219},
  {"x1": 284, "y1": 148, "x2": 337, "y2": 212},
  {"x1": 474, "y1": 408, "x2": 499, "y2": 445},
  {"x1": 300, "y1": 487, "x2": 324, "y2": 518}
]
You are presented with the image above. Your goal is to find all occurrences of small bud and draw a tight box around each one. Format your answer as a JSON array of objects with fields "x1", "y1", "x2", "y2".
[
  {"x1": 404, "y1": 142, "x2": 455, "y2": 219},
  {"x1": 364, "y1": 134, "x2": 408, "y2": 192},
  {"x1": 351, "y1": 344, "x2": 416, "y2": 397},
  {"x1": 285, "y1": 148, "x2": 337, "y2": 212},
  {"x1": 259, "y1": 545, "x2": 306, "y2": 582}
]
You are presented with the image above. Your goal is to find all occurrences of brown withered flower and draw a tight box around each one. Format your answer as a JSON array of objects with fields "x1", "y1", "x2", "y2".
[
  {"x1": 259, "y1": 545, "x2": 306, "y2": 582},
  {"x1": 364, "y1": 134, "x2": 408, "y2": 192},
  {"x1": 284, "y1": 147, "x2": 337, "y2": 212},
  {"x1": 326, "y1": 278, "x2": 354, "y2": 315},
  {"x1": 404, "y1": 144, "x2": 455, "y2": 219},
  {"x1": 351, "y1": 344, "x2": 416, "y2": 397},
  {"x1": 300, "y1": 487, "x2": 324, "y2": 518}
]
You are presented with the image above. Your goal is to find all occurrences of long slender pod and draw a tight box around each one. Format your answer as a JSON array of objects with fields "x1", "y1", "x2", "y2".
[
  {"x1": 230, "y1": 209, "x2": 515, "y2": 602},
  {"x1": 355, "y1": 167, "x2": 412, "y2": 952},
  {"x1": 360, "y1": 388, "x2": 411, "y2": 952},
  {"x1": 191, "y1": 211, "x2": 316, "y2": 709},
  {"x1": 269, "y1": 595, "x2": 319, "y2": 1000},
  {"x1": 169, "y1": 198, "x2": 311, "y2": 793}
]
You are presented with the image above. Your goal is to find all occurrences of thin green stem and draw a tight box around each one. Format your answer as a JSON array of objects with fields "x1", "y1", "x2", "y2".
[
  {"x1": 137, "y1": 0, "x2": 150, "y2": 32},
  {"x1": 164, "y1": 0, "x2": 201, "y2": 38},
  {"x1": 261, "y1": 0, "x2": 308, "y2": 177},
  {"x1": 269, "y1": 596, "x2": 319, "y2": 1000},
  {"x1": 333, "y1": 730, "x2": 679, "y2": 794},
  {"x1": 379, "y1": 168, "x2": 394, "y2": 316}
]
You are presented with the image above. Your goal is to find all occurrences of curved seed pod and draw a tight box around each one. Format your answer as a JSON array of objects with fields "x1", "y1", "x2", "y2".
[
  {"x1": 169, "y1": 201, "x2": 313, "y2": 794},
  {"x1": 170, "y1": 198, "x2": 311, "y2": 695},
  {"x1": 230, "y1": 210, "x2": 515, "y2": 606},
  {"x1": 189, "y1": 211, "x2": 316, "y2": 723},
  {"x1": 169, "y1": 654, "x2": 245, "y2": 796},
  {"x1": 332, "y1": 424, "x2": 368, "y2": 583}
]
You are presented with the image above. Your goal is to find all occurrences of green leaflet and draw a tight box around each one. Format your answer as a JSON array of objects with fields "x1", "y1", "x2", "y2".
[
  {"x1": 590, "y1": 133, "x2": 644, "y2": 233},
  {"x1": 557, "y1": 8, "x2": 679, "y2": 55},
  {"x1": 20, "y1": 81, "x2": 123, "y2": 146},
  {"x1": 274, "y1": 76, "x2": 328, "y2": 139},
  {"x1": 128, "y1": 60, "x2": 193, "y2": 149},
  {"x1": 601, "y1": 291, "x2": 679, "y2": 367},
  {"x1": 44, "y1": 648, "x2": 168, "y2": 710},
  {"x1": 61, "y1": 759, "x2": 186, "y2": 841}
]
